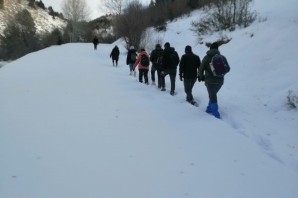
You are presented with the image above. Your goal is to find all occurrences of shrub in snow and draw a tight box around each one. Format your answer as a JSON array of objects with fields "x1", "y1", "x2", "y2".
[
  {"x1": 287, "y1": 90, "x2": 298, "y2": 110},
  {"x1": 192, "y1": 0, "x2": 257, "y2": 35}
]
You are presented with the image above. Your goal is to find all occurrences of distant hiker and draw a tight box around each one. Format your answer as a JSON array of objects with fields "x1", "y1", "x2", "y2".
[
  {"x1": 93, "y1": 37, "x2": 99, "y2": 50},
  {"x1": 126, "y1": 46, "x2": 137, "y2": 76},
  {"x1": 160, "y1": 42, "x2": 180, "y2": 95},
  {"x1": 150, "y1": 44, "x2": 163, "y2": 87},
  {"x1": 133, "y1": 49, "x2": 150, "y2": 84},
  {"x1": 179, "y1": 45, "x2": 201, "y2": 106},
  {"x1": 198, "y1": 42, "x2": 230, "y2": 118},
  {"x1": 110, "y1": 45, "x2": 120, "y2": 66}
]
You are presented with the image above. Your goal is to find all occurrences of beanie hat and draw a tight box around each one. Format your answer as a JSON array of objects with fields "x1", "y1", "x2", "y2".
[
  {"x1": 156, "y1": 44, "x2": 161, "y2": 49},
  {"x1": 164, "y1": 42, "x2": 170, "y2": 48},
  {"x1": 185, "y1": 45, "x2": 192, "y2": 53},
  {"x1": 210, "y1": 42, "x2": 219, "y2": 50}
]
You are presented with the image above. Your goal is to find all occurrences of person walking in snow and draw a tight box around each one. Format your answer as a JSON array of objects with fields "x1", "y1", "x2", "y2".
[
  {"x1": 150, "y1": 44, "x2": 163, "y2": 87},
  {"x1": 160, "y1": 42, "x2": 180, "y2": 95},
  {"x1": 93, "y1": 36, "x2": 99, "y2": 50},
  {"x1": 179, "y1": 45, "x2": 201, "y2": 106},
  {"x1": 126, "y1": 46, "x2": 137, "y2": 76},
  {"x1": 133, "y1": 49, "x2": 150, "y2": 84},
  {"x1": 110, "y1": 45, "x2": 120, "y2": 66},
  {"x1": 198, "y1": 42, "x2": 230, "y2": 118}
]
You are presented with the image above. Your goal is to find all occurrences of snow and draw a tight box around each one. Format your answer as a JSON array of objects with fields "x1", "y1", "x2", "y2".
[{"x1": 0, "y1": 0, "x2": 298, "y2": 197}]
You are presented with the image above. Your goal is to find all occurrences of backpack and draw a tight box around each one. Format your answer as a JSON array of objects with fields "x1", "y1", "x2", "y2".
[
  {"x1": 140, "y1": 54, "x2": 149, "y2": 66},
  {"x1": 131, "y1": 53, "x2": 136, "y2": 62},
  {"x1": 209, "y1": 54, "x2": 229, "y2": 77},
  {"x1": 170, "y1": 52, "x2": 179, "y2": 67}
]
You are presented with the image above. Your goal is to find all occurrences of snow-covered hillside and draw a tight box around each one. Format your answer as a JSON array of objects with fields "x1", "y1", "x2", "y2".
[
  {"x1": 0, "y1": 0, "x2": 66, "y2": 36},
  {"x1": 0, "y1": 0, "x2": 297, "y2": 198}
]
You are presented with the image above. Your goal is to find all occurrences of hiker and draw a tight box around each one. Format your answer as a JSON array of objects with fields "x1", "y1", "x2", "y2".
[
  {"x1": 198, "y1": 42, "x2": 230, "y2": 118},
  {"x1": 160, "y1": 42, "x2": 180, "y2": 95},
  {"x1": 126, "y1": 46, "x2": 137, "y2": 76},
  {"x1": 150, "y1": 44, "x2": 163, "y2": 87},
  {"x1": 93, "y1": 37, "x2": 99, "y2": 50},
  {"x1": 133, "y1": 49, "x2": 150, "y2": 84},
  {"x1": 179, "y1": 45, "x2": 201, "y2": 106},
  {"x1": 110, "y1": 45, "x2": 120, "y2": 66}
]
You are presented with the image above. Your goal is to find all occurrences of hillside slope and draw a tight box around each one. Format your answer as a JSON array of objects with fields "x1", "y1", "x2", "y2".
[{"x1": 0, "y1": 0, "x2": 66, "y2": 36}]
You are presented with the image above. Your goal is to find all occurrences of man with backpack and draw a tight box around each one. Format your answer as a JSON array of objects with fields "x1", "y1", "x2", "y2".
[
  {"x1": 133, "y1": 49, "x2": 150, "y2": 84},
  {"x1": 110, "y1": 45, "x2": 120, "y2": 66},
  {"x1": 126, "y1": 46, "x2": 137, "y2": 76},
  {"x1": 160, "y1": 42, "x2": 180, "y2": 95},
  {"x1": 198, "y1": 42, "x2": 230, "y2": 118},
  {"x1": 179, "y1": 45, "x2": 201, "y2": 106},
  {"x1": 150, "y1": 44, "x2": 163, "y2": 88}
]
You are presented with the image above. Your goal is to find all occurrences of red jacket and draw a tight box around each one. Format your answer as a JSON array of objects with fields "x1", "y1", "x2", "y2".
[{"x1": 133, "y1": 51, "x2": 150, "y2": 70}]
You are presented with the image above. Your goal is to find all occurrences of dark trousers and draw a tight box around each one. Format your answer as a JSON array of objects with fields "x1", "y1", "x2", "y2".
[
  {"x1": 183, "y1": 78, "x2": 196, "y2": 101},
  {"x1": 206, "y1": 83, "x2": 222, "y2": 103},
  {"x1": 139, "y1": 69, "x2": 149, "y2": 83},
  {"x1": 112, "y1": 58, "x2": 118, "y2": 66},
  {"x1": 156, "y1": 70, "x2": 162, "y2": 88},
  {"x1": 151, "y1": 67, "x2": 156, "y2": 82},
  {"x1": 161, "y1": 69, "x2": 177, "y2": 92}
]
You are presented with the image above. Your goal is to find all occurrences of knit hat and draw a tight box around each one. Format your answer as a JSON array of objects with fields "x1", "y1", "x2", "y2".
[
  {"x1": 185, "y1": 45, "x2": 192, "y2": 53},
  {"x1": 164, "y1": 42, "x2": 170, "y2": 48},
  {"x1": 210, "y1": 42, "x2": 219, "y2": 50}
]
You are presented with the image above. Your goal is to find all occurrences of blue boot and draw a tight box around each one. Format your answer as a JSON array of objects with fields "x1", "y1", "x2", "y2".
[
  {"x1": 205, "y1": 101, "x2": 212, "y2": 114},
  {"x1": 210, "y1": 103, "x2": 220, "y2": 119}
]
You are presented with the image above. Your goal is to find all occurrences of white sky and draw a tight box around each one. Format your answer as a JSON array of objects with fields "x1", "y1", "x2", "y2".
[{"x1": 41, "y1": 0, "x2": 151, "y2": 19}]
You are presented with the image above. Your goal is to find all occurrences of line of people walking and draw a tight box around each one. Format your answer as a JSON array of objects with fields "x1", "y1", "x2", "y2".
[{"x1": 123, "y1": 41, "x2": 230, "y2": 119}]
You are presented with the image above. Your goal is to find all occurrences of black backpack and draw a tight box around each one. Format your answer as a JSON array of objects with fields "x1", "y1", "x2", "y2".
[
  {"x1": 209, "y1": 54, "x2": 229, "y2": 77},
  {"x1": 140, "y1": 54, "x2": 149, "y2": 66}
]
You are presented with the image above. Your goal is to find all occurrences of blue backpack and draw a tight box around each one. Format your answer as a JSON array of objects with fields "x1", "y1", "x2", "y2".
[{"x1": 209, "y1": 54, "x2": 229, "y2": 77}]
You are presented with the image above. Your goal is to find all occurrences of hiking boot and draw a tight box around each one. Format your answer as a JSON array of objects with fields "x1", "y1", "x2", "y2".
[
  {"x1": 170, "y1": 91, "x2": 175, "y2": 96},
  {"x1": 161, "y1": 87, "x2": 166, "y2": 91}
]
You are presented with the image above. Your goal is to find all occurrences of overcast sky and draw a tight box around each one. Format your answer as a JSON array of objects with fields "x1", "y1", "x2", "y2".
[{"x1": 41, "y1": 0, "x2": 150, "y2": 20}]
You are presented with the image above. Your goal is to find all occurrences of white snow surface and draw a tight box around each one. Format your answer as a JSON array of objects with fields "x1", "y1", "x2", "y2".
[{"x1": 0, "y1": 0, "x2": 298, "y2": 197}]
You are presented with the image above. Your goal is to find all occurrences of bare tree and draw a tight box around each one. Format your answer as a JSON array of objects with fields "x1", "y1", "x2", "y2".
[
  {"x1": 62, "y1": 0, "x2": 90, "y2": 42},
  {"x1": 113, "y1": 0, "x2": 150, "y2": 51},
  {"x1": 101, "y1": 0, "x2": 125, "y2": 15}
]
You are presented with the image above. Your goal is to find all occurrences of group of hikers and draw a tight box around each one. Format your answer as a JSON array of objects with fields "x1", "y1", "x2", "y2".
[{"x1": 107, "y1": 41, "x2": 230, "y2": 119}]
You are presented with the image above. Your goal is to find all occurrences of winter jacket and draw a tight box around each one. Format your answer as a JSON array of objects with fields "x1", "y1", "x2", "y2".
[
  {"x1": 133, "y1": 51, "x2": 150, "y2": 70},
  {"x1": 179, "y1": 51, "x2": 201, "y2": 79},
  {"x1": 93, "y1": 38, "x2": 99, "y2": 45},
  {"x1": 150, "y1": 48, "x2": 163, "y2": 70},
  {"x1": 126, "y1": 49, "x2": 137, "y2": 65},
  {"x1": 161, "y1": 47, "x2": 180, "y2": 70},
  {"x1": 110, "y1": 46, "x2": 120, "y2": 60},
  {"x1": 198, "y1": 49, "x2": 230, "y2": 84}
]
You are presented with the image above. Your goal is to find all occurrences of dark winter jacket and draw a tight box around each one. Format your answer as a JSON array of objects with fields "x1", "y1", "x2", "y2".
[
  {"x1": 93, "y1": 38, "x2": 99, "y2": 45},
  {"x1": 161, "y1": 47, "x2": 180, "y2": 70},
  {"x1": 150, "y1": 48, "x2": 163, "y2": 70},
  {"x1": 179, "y1": 51, "x2": 201, "y2": 79},
  {"x1": 110, "y1": 46, "x2": 120, "y2": 60},
  {"x1": 126, "y1": 49, "x2": 137, "y2": 65},
  {"x1": 198, "y1": 49, "x2": 230, "y2": 84}
]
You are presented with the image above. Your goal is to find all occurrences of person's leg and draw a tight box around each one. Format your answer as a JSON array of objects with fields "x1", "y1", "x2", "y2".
[
  {"x1": 206, "y1": 83, "x2": 222, "y2": 118},
  {"x1": 169, "y1": 69, "x2": 177, "y2": 95},
  {"x1": 184, "y1": 78, "x2": 193, "y2": 101},
  {"x1": 144, "y1": 70, "x2": 149, "y2": 84}
]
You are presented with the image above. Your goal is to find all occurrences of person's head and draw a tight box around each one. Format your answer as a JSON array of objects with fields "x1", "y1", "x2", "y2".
[
  {"x1": 164, "y1": 42, "x2": 170, "y2": 48},
  {"x1": 210, "y1": 42, "x2": 219, "y2": 50},
  {"x1": 185, "y1": 45, "x2": 192, "y2": 53},
  {"x1": 155, "y1": 44, "x2": 161, "y2": 49},
  {"x1": 141, "y1": 48, "x2": 145, "y2": 52}
]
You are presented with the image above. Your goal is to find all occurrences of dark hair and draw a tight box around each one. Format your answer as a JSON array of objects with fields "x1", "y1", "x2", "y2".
[
  {"x1": 164, "y1": 42, "x2": 170, "y2": 48},
  {"x1": 210, "y1": 42, "x2": 219, "y2": 50}
]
